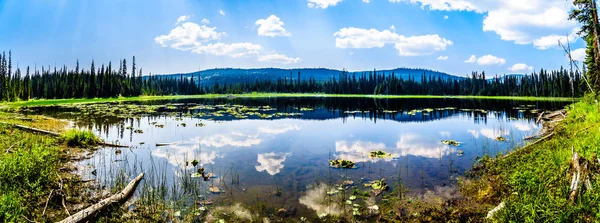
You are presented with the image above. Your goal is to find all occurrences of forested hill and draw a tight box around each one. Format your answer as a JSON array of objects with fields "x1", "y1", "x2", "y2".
[{"x1": 153, "y1": 68, "x2": 462, "y2": 86}]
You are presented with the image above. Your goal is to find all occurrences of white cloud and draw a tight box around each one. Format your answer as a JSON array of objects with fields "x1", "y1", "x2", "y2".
[
  {"x1": 444, "y1": 15, "x2": 449, "y2": 19},
  {"x1": 572, "y1": 48, "x2": 586, "y2": 61},
  {"x1": 258, "y1": 124, "x2": 301, "y2": 134},
  {"x1": 464, "y1": 55, "x2": 477, "y2": 63},
  {"x1": 508, "y1": 63, "x2": 534, "y2": 72},
  {"x1": 152, "y1": 142, "x2": 224, "y2": 168},
  {"x1": 464, "y1": 54, "x2": 505, "y2": 65},
  {"x1": 255, "y1": 152, "x2": 290, "y2": 175},
  {"x1": 396, "y1": 133, "x2": 456, "y2": 159},
  {"x1": 156, "y1": 17, "x2": 267, "y2": 58},
  {"x1": 533, "y1": 28, "x2": 579, "y2": 50},
  {"x1": 335, "y1": 141, "x2": 390, "y2": 163},
  {"x1": 155, "y1": 22, "x2": 225, "y2": 51},
  {"x1": 477, "y1": 54, "x2": 506, "y2": 65},
  {"x1": 390, "y1": 0, "x2": 577, "y2": 47},
  {"x1": 219, "y1": 9, "x2": 225, "y2": 16},
  {"x1": 201, "y1": 18, "x2": 210, "y2": 24},
  {"x1": 334, "y1": 27, "x2": 453, "y2": 56},
  {"x1": 258, "y1": 54, "x2": 302, "y2": 64},
  {"x1": 468, "y1": 128, "x2": 508, "y2": 140},
  {"x1": 363, "y1": 0, "x2": 370, "y2": 3},
  {"x1": 308, "y1": 0, "x2": 343, "y2": 8},
  {"x1": 513, "y1": 123, "x2": 536, "y2": 132},
  {"x1": 255, "y1": 15, "x2": 291, "y2": 37},
  {"x1": 439, "y1": 131, "x2": 451, "y2": 138},
  {"x1": 176, "y1": 15, "x2": 190, "y2": 24},
  {"x1": 437, "y1": 55, "x2": 449, "y2": 60},
  {"x1": 200, "y1": 132, "x2": 262, "y2": 148}
]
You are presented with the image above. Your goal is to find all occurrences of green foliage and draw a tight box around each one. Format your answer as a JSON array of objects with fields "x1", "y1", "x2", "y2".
[
  {"x1": 60, "y1": 129, "x2": 100, "y2": 147},
  {"x1": 0, "y1": 123, "x2": 62, "y2": 222}
]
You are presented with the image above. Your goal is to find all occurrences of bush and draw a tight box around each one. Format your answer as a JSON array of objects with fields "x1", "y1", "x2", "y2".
[{"x1": 60, "y1": 129, "x2": 100, "y2": 147}]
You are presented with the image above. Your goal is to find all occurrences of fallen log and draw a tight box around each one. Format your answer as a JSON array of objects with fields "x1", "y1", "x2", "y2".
[
  {"x1": 7, "y1": 122, "x2": 60, "y2": 137},
  {"x1": 56, "y1": 172, "x2": 144, "y2": 223},
  {"x1": 2, "y1": 122, "x2": 128, "y2": 148}
]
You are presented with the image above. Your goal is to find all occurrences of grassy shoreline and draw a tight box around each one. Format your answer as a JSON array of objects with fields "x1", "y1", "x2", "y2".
[{"x1": 4, "y1": 93, "x2": 579, "y2": 107}]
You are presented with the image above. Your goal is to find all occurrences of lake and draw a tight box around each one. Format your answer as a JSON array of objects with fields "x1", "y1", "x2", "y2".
[{"x1": 22, "y1": 97, "x2": 570, "y2": 220}]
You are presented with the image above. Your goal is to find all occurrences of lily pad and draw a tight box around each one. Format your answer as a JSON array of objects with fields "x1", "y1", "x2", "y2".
[
  {"x1": 191, "y1": 159, "x2": 199, "y2": 167},
  {"x1": 495, "y1": 136, "x2": 506, "y2": 142},
  {"x1": 441, "y1": 140, "x2": 461, "y2": 147},
  {"x1": 369, "y1": 150, "x2": 391, "y2": 159},
  {"x1": 329, "y1": 159, "x2": 355, "y2": 169}
]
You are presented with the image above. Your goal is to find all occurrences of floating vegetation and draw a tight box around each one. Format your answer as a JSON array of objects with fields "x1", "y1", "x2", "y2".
[
  {"x1": 495, "y1": 136, "x2": 507, "y2": 142},
  {"x1": 342, "y1": 180, "x2": 354, "y2": 186},
  {"x1": 133, "y1": 129, "x2": 143, "y2": 134},
  {"x1": 155, "y1": 124, "x2": 165, "y2": 128},
  {"x1": 180, "y1": 123, "x2": 187, "y2": 127},
  {"x1": 300, "y1": 107, "x2": 314, "y2": 111},
  {"x1": 382, "y1": 110, "x2": 397, "y2": 113},
  {"x1": 191, "y1": 160, "x2": 199, "y2": 167},
  {"x1": 441, "y1": 140, "x2": 461, "y2": 147},
  {"x1": 364, "y1": 178, "x2": 388, "y2": 196},
  {"x1": 423, "y1": 108, "x2": 434, "y2": 113},
  {"x1": 344, "y1": 110, "x2": 361, "y2": 114},
  {"x1": 329, "y1": 159, "x2": 356, "y2": 169},
  {"x1": 369, "y1": 151, "x2": 392, "y2": 159},
  {"x1": 195, "y1": 123, "x2": 206, "y2": 127},
  {"x1": 457, "y1": 150, "x2": 464, "y2": 156}
]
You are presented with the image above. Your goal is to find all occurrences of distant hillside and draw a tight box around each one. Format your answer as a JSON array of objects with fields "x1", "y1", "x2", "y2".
[{"x1": 151, "y1": 68, "x2": 464, "y2": 86}]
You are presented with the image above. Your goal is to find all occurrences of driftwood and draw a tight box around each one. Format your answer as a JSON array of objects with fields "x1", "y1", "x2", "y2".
[
  {"x1": 569, "y1": 147, "x2": 581, "y2": 202},
  {"x1": 502, "y1": 132, "x2": 554, "y2": 159},
  {"x1": 56, "y1": 172, "x2": 144, "y2": 223},
  {"x1": 536, "y1": 111, "x2": 545, "y2": 125},
  {"x1": 2, "y1": 122, "x2": 128, "y2": 148}
]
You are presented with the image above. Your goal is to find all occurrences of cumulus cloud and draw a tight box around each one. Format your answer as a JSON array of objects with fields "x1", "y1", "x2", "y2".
[
  {"x1": 308, "y1": 0, "x2": 344, "y2": 8},
  {"x1": 156, "y1": 16, "x2": 296, "y2": 61},
  {"x1": 437, "y1": 55, "x2": 449, "y2": 60},
  {"x1": 363, "y1": 0, "x2": 370, "y2": 3},
  {"x1": 255, "y1": 152, "x2": 290, "y2": 175},
  {"x1": 256, "y1": 15, "x2": 291, "y2": 37},
  {"x1": 389, "y1": 0, "x2": 578, "y2": 47},
  {"x1": 469, "y1": 128, "x2": 508, "y2": 140},
  {"x1": 334, "y1": 27, "x2": 453, "y2": 56},
  {"x1": 464, "y1": 54, "x2": 505, "y2": 65},
  {"x1": 219, "y1": 9, "x2": 225, "y2": 16},
  {"x1": 464, "y1": 55, "x2": 477, "y2": 63},
  {"x1": 258, "y1": 54, "x2": 302, "y2": 64},
  {"x1": 444, "y1": 15, "x2": 449, "y2": 19},
  {"x1": 155, "y1": 22, "x2": 226, "y2": 51},
  {"x1": 508, "y1": 63, "x2": 534, "y2": 72},
  {"x1": 571, "y1": 48, "x2": 586, "y2": 61},
  {"x1": 176, "y1": 15, "x2": 190, "y2": 24}
]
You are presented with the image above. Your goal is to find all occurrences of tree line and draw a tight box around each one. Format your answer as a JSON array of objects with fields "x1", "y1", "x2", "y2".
[
  {"x1": 207, "y1": 69, "x2": 586, "y2": 97},
  {"x1": 0, "y1": 50, "x2": 588, "y2": 101}
]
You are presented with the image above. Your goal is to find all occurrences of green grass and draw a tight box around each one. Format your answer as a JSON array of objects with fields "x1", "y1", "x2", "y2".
[
  {"x1": 0, "y1": 121, "x2": 64, "y2": 222},
  {"x1": 59, "y1": 129, "x2": 100, "y2": 147},
  {"x1": 4, "y1": 93, "x2": 578, "y2": 107},
  {"x1": 463, "y1": 94, "x2": 600, "y2": 222}
]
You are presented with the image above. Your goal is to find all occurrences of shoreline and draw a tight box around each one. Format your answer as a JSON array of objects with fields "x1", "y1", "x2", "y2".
[{"x1": 5, "y1": 93, "x2": 579, "y2": 107}]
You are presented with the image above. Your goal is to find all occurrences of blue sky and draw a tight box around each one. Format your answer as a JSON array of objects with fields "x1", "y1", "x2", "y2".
[{"x1": 0, "y1": 0, "x2": 586, "y2": 76}]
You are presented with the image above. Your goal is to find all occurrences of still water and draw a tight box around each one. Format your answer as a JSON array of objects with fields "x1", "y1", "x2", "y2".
[{"x1": 27, "y1": 97, "x2": 569, "y2": 219}]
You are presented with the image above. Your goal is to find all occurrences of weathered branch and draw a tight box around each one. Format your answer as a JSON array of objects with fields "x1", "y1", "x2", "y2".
[
  {"x1": 1, "y1": 122, "x2": 127, "y2": 148},
  {"x1": 56, "y1": 172, "x2": 144, "y2": 223}
]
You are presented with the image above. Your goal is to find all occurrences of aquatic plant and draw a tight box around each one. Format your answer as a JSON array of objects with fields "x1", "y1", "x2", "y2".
[
  {"x1": 441, "y1": 140, "x2": 461, "y2": 147},
  {"x1": 369, "y1": 151, "x2": 392, "y2": 159},
  {"x1": 495, "y1": 136, "x2": 506, "y2": 142},
  {"x1": 59, "y1": 129, "x2": 100, "y2": 147},
  {"x1": 329, "y1": 159, "x2": 355, "y2": 169}
]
